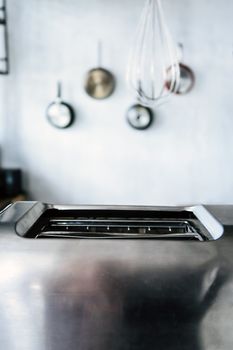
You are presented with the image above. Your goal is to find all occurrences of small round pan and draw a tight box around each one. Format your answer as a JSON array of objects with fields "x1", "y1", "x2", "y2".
[
  {"x1": 47, "y1": 82, "x2": 75, "y2": 129},
  {"x1": 175, "y1": 63, "x2": 195, "y2": 95},
  {"x1": 85, "y1": 67, "x2": 115, "y2": 100},
  {"x1": 126, "y1": 104, "x2": 154, "y2": 130},
  {"x1": 166, "y1": 63, "x2": 195, "y2": 95}
]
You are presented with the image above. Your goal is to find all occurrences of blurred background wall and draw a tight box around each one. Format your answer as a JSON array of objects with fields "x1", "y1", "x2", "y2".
[{"x1": 0, "y1": 0, "x2": 233, "y2": 205}]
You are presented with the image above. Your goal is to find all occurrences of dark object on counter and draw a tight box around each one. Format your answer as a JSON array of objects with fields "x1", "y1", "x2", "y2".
[
  {"x1": 0, "y1": 168, "x2": 22, "y2": 197},
  {"x1": 47, "y1": 82, "x2": 75, "y2": 129},
  {"x1": 84, "y1": 42, "x2": 116, "y2": 100},
  {"x1": 126, "y1": 104, "x2": 153, "y2": 130}
]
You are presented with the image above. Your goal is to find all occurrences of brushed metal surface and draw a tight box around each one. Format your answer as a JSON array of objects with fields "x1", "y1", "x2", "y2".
[
  {"x1": 0, "y1": 203, "x2": 233, "y2": 350},
  {"x1": 84, "y1": 68, "x2": 115, "y2": 99}
]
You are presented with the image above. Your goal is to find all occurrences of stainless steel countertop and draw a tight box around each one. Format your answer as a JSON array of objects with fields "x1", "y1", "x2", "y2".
[{"x1": 0, "y1": 202, "x2": 233, "y2": 350}]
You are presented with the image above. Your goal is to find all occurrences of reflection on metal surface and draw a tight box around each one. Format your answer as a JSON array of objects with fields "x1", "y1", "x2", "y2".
[
  {"x1": 200, "y1": 266, "x2": 220, "y2": 301},
  {"x1": 0, "y1": 203, "x2": 232, "y2": 350}
]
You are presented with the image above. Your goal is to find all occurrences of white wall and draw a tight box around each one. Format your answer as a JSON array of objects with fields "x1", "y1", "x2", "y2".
[{"x1": 0, "y1": 0, "x2": 233, "y2": 205}]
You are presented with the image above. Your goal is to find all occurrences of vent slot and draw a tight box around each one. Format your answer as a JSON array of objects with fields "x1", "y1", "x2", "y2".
[
  {"x1": 18, "y1": 208, "x2": 215, "y2": 241},
  {"x1": 25, "y1": 212, "x2": 207, "y2": 241}
]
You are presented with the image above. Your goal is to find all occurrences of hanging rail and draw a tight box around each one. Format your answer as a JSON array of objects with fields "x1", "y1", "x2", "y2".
[{"x1": 0, "y1": 0, "x2": 9, "y2": 74}]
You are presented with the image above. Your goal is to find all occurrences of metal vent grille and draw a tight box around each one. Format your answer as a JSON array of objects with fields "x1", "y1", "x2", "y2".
[{"x1": 33, "y1": 216, "x2": 205, "y2": 241}]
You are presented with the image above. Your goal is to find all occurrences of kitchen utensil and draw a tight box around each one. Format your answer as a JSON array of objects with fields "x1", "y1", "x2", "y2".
[
  {"x1": 46, "y1": 82, "x2": 75, "y2": 129},
  {"x1": 126, "y1": 103, "x2": 153, "y2": 130},
  {"x1": 175, "y1": 63, "x2": 195, "y2": 94},
  {"x1": 85, "y1": 42, "x2": 115, "y2": 99},
  {"x1": 167, "y1": 44, "x2": 195, "y2": 94},
  {"x1": 127, "y1": 0, "x2": 180, "y2": 107}
]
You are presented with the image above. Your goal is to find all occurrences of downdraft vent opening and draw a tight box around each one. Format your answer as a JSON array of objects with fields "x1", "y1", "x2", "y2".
[{"x1": 22, "y1": 209, "x2": 211, "y2": 241}]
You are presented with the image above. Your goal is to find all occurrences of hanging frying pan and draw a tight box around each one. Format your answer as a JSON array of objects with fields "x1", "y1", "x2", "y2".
[
  {"x1": 174, "y1": 63, "x2": 195, "y2": 95},
  {"x1": 126, "y1": 103, "x2": 154, "y2": 130},
  {"x1": 46, "y1": 82, "x2": 75, "y2": 129},
  {"x1": 84, "y1": 42, "x2": 116, "y2": 100},
  {"x1": 166, "y1": 43, "x2": 195, "y2": 95}
]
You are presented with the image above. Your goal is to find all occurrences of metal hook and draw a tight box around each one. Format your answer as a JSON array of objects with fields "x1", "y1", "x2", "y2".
[
  {"x1": 177, "y1": 42, "x2": 184, "y2": 62},
  {"x1": 97, "y1": 40, "x2": 102, "y2": 67}
]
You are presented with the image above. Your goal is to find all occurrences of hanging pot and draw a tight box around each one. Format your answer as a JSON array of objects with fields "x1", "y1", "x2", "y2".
[
  {"x1": 126, "y1": 104, "x2": 154, "y2": 130},
  {"x1": 84, "y1": 42, "x2": 116, "y2": 100},
  {"x1": 46, "y1": 82, "x2": 75, "y2": 129}
]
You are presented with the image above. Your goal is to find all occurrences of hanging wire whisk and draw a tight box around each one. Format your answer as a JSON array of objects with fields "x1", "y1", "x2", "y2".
[{"x1": 127, "y1": 0, "x2": 180, "y2": 107}]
